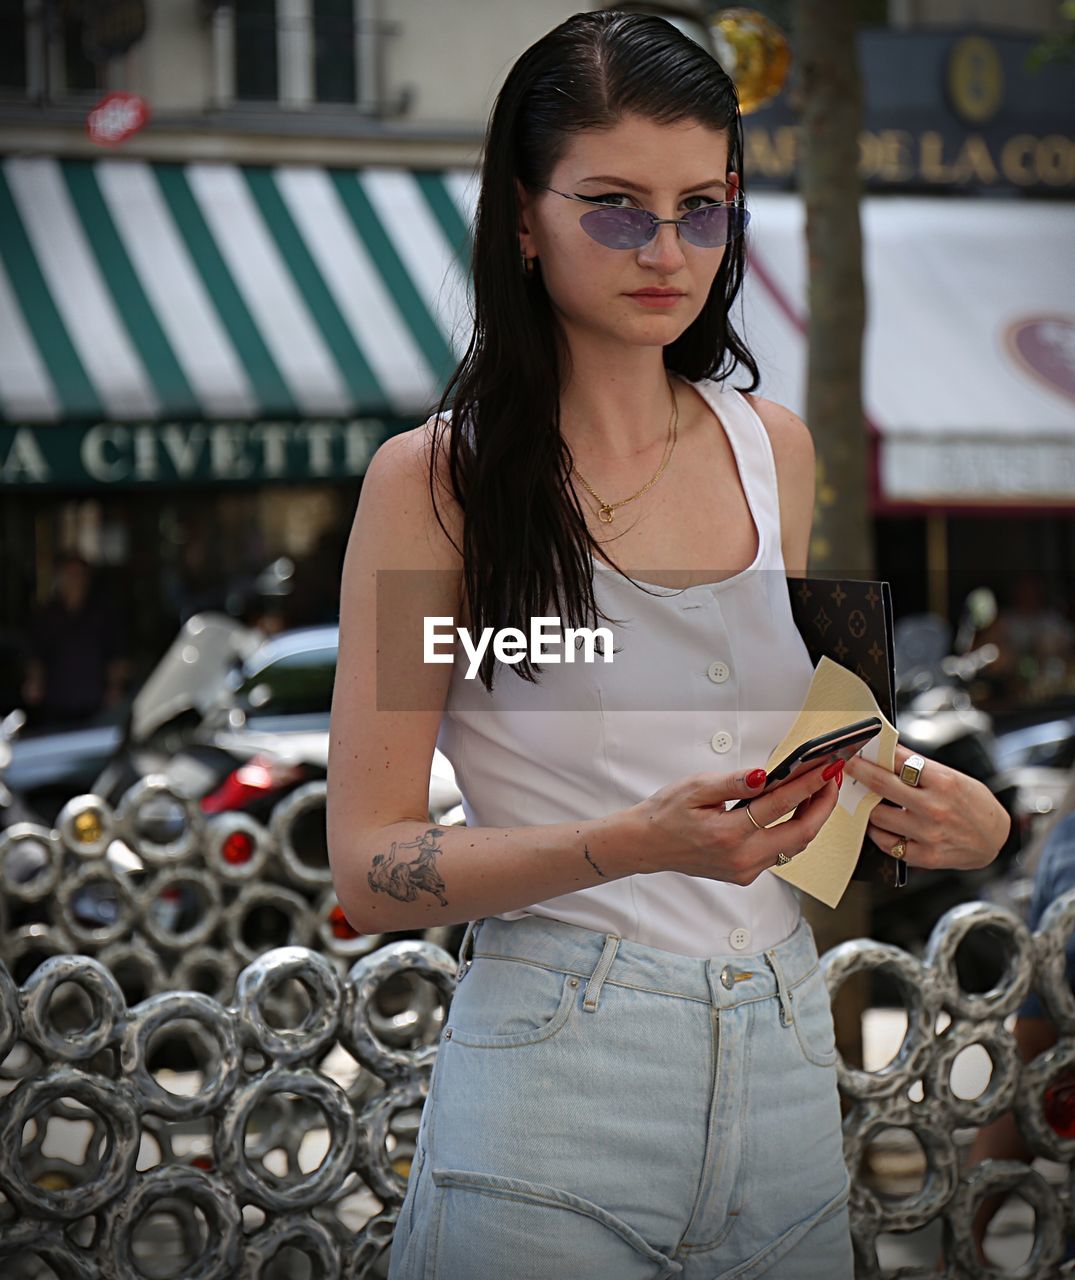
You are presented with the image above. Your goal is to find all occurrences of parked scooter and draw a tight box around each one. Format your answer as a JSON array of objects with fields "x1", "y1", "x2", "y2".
[
  {"x1": 0, "y1": 708, "x2": 43, "y2": 830},
  {"x1": 871, "y1": 590, "x2": 1023, "y2": 976},
  {"x1": 870, "y1": 586, "x2": 1069, "y2": 983},
  {"x1": 89, "y1": 613, "x2": 264, "y2": 816},
  {"x1": 2, "y1": 612, "x2": 468, "y2": 1011},
  {"x1": 893, "y1": 590, "x2": 1001, "y2": 782}
]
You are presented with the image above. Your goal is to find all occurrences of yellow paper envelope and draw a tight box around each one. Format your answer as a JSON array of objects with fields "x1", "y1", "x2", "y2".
[{"x1": 762, "y1": 655, "x2": 899, "y2": 907}]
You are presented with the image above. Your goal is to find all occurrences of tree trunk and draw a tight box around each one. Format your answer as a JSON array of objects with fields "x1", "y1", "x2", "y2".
[{"x1": 792, "y1": 0, "x2": 872, "y2": 1070}]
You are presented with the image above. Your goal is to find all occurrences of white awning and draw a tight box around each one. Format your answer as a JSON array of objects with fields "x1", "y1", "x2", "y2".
[{"x1": 742, "y1": 193, "x2": 1075, "y2": 505}]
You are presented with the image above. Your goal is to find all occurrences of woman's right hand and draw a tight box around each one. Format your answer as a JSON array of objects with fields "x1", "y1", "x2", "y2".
[{"x1": 625, "y1": 762, "x2": 843, "y2": 883}]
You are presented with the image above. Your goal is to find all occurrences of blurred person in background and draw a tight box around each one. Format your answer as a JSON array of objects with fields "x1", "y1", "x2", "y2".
[
  {"x1": 20, "y1": 552, "x2": 130, "y2": 727},
  {"x1": 162, "y1": 529, "x2": 230, "y2": 625}
]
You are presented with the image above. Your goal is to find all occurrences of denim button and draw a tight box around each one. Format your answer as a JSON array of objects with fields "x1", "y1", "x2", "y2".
[{"x1": 720, "y1": 964, "x2": 735, "y2": 989}]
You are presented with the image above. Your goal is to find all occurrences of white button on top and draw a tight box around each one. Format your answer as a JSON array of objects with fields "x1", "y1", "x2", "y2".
[
  {"x1": 730, "y1": 927, "x2": 751, "y2": 951},
  {"x1": 707, "y1": 661, "x2": 730, "y2": 684},
  {"x1": 710, "y1": 730, "x2": 734, "y2": 753}
]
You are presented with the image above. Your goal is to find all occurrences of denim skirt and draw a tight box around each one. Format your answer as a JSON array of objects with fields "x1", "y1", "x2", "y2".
[{"x1": 386, "y1": 911, "x2": 854, "y2": 1280}]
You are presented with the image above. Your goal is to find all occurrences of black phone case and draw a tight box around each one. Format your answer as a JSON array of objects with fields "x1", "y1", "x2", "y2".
[{"x1": 728, "y1": 719, "x2": 882, "y2": 810}]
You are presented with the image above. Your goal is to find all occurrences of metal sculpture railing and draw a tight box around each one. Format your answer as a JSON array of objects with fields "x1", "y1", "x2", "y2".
[
  {"x1": 0, "y1": 778, "x2": 391, "y2": 998},
  {"x1": 2, "y1": 779, "x2": 1075, "y2": 1278},
  {"x1": 0, "y1": 941, "x2": 450, "y2": 1279},
  {"x1": 829, "y1": 898, "x2": 1075, "y2": 1279}
]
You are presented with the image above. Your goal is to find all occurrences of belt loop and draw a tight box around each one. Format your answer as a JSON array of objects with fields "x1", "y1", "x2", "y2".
[
  {"x1": 455, "y1": 918, "x2": 484, "y2": 982},
  {"x1": 583, "y1": 934, "x2": 620, "y2": 1012},
  {"x1": 764, "y1": 948, "x2": 794, "y2": 1028}
]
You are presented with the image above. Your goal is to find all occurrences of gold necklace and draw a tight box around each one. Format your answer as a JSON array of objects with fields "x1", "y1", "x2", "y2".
[{"x1": 570, "y1": 376, "x2": 679, "y2": 524}]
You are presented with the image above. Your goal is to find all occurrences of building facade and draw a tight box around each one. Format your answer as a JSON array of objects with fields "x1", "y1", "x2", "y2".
[
  {"x1": 0, "y1": 0, "x2": 578, "y2": 702},
  {"x1": 0, "y1": 0, "x2": 1072, "y2": 712}
]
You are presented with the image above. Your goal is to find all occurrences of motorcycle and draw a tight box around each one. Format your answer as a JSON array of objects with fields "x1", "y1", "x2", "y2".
[
  {"x1": 0, "y1": 708, "x2": 41, "y2": 831},
  {"x1": 875, "y1": 588, "x2": 1075, "y2": 988},
  {"x1": 3, "y1": 613, "x2": 465, "y2": 971}
]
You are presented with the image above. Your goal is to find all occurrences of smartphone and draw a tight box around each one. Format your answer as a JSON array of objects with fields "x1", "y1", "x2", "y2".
[{"x1": 727, "y1": 716, "x2": 882, "y2": 809}]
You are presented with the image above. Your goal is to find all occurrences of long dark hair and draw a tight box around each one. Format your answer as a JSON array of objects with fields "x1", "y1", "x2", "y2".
[{"x1": 426, "y1": 9, "x2": 758, "y2": 691}]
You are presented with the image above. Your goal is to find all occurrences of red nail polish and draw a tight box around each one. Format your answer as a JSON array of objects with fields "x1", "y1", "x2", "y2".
[
  {"x1": 746, "y1": 768, "x2": 767, "y2": 788},
  {"x1": 822, "y1": 761, "x2": 841, "y2": 781}
]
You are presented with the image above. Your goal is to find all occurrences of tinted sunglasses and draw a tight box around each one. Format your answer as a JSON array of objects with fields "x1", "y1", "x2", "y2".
[{"x1": 537, "y1": 186, "x2": 749, "y2": 249}]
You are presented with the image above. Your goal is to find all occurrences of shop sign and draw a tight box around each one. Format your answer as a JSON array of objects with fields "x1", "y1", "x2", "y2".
[
  {"x1": 881, "y1": 436, "x2": 1075, "y2": 503},
  {"x1": 744, "y1": 32, "x2": 1075, "y2": 194},
  {"x1": 0, "y1": 419, "x2": 400, "y2": 489},
  {"x1": 744, "y1": 123, "x2": 1075, "y2": 192}
]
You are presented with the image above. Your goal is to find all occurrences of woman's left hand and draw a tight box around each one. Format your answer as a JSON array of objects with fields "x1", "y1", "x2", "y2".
[{"x1": 842, "y1": 743, "x2": 1012, "y2": 872}]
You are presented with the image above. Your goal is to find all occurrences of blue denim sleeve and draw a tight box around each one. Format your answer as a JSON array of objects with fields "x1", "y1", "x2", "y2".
[{"x1": 1019, "y1": 813, "x2": 1075, "y2": 1021}]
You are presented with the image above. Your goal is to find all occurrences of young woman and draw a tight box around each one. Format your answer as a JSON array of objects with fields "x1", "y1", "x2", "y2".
[{"x1": 327, "y1": 13, "x2": 1011, "y2": 1278}]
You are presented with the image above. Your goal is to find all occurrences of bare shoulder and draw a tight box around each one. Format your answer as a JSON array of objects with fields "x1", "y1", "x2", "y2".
[
  {"x1": 365, "y1": 416, "x2": 449, "y2": 491},
  {"x1": 740, "y1": 393, "x2": 815, "y2": 468},
  {"x1": 359, "y1": 415, "x2": 464, "y2": 572}
]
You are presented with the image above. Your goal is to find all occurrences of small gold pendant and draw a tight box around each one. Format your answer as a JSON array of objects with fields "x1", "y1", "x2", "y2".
[{"x1": 599, "y1": 505, "x2": 615, "y2": 524}]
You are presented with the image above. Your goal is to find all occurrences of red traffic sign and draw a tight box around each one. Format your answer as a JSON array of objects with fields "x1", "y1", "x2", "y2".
[{"x1": 86, "y1": 92, "x2": 150, "y2": 146}]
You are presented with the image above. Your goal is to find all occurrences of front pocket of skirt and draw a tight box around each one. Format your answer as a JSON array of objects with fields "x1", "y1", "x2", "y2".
[{"x1": 445, "y1": 959, "x2": 578, "y2": 1048}]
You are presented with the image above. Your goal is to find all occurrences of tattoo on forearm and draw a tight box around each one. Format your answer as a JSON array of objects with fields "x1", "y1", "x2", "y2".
[
  {"x1": 368, "y1": 827, "x2": 450, "y2": 906},
  {"x1": 583, "y1": 843, "x2": 606, "y2": 878}
]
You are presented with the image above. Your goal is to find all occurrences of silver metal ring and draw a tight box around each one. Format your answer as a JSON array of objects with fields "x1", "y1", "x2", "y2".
[
  {"x1": 236, "y1": 948, "x2": 342, "y2": 1065},
  {"x1": 122, "y1": 991, "x2": 239, "y2": 1120},
  {"x1": 215, "y1": 1066, "x2": 356, "y2": 1212}
]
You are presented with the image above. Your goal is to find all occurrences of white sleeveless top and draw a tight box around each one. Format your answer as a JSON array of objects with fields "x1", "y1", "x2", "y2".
[{"x1": 434, "y1": 375, "x2": 817, "y2": 957}]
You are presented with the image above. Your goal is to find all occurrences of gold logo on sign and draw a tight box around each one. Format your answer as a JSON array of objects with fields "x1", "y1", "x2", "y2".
[{"x1": 947, "y1": 36, "x2": 1003, "y2": 126}]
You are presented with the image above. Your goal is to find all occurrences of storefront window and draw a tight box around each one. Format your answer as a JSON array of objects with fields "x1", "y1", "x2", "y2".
[
  {"x1": 61, "y1": 2, "x2": 99, "y2": 94},
  {"x1": 228, "y1": 0, "x2": 370, "y2": 107},
  {"x1": 235, "y1": 0, "x2": 279, "y2": 101},
  {"x1": 0, "y1": 4, "x2": 26, "y2": 93},
  {"x1": 0, "y1": 481, "x2": 355, "y2": 720},
  {"x1": 313, "y1": 0, "x2": 356, "y2": 103}
]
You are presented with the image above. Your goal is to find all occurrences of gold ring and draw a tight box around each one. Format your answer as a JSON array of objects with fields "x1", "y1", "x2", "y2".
[
  {"x1": 890, "y1": 836, "x2": 908, "y2": 860},
  {"x1": 745, "y1": 804, "x2": 765, "y2": 831},
  {"x1": 775, "y1": 852, "x2": 791, "y2": 866},
  {"x1": 899, "y1": 754, "x2": 926, "y2": 788}
]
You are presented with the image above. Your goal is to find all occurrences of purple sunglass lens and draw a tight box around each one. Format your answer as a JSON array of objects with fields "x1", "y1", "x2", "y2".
[
  {"x1": 680, "y1": 204, "x2": 750, "y2": 247},
  {"x1": 578, "y1": 204, "x2": 750, "y2": 249},
  {"x1": 577, "y1": 206, "x2": 657, "y2": 249}
]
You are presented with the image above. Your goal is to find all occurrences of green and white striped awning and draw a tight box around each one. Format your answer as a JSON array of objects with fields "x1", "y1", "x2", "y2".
[
  {"x1": 5, "y1": 159, "x2": 1071, "y2": 503},
  {"x1": 0, "y1": 156, "x2": 476, "y2": 425}
]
